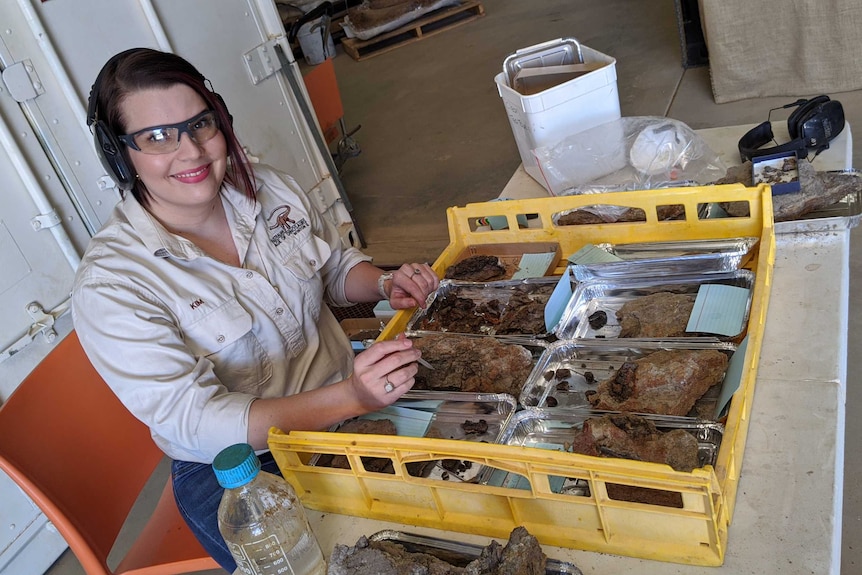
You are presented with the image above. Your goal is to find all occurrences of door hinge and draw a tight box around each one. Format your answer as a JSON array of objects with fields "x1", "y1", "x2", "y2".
[
  {"x1": 31, "y1": 210, "x2": 62, "y2": 231},
  {"x1": 2, "y1": 60, "x2": 45, "y2": 102},
  {"x1": 0, "y1": 299, "x2": 71, "y2": 365},
  {"x1": 243, "y1": 38, "x2": 285, "y2": 85}
]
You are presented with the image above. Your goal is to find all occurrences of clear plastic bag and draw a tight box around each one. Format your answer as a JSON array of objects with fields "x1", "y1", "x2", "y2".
[{"x1": 533, "y1": 117, "x2": 727, "y2": 197}]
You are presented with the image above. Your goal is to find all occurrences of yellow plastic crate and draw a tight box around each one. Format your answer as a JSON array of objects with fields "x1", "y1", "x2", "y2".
[{"x1": 268, "y1": 183, "x2": 776, "y2": 566}]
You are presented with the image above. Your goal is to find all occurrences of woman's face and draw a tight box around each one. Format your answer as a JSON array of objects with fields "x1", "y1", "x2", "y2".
[{"x1": 120, "y1": 84, "x2": 227, "y2": 222}]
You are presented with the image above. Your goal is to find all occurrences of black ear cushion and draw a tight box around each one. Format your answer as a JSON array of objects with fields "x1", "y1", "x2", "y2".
[
  {"x1": 787, "y1": 95, "x2": 830, "y2": 139},
  {"x1": 737, "y1": 121, "x2": 775, "y2": 162},
  {"x1": 93, "y1": 120, "x2": 135, "y2": 190}
]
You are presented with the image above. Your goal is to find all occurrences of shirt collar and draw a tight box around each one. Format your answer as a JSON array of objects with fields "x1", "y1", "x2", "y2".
[{"x1": 121, "y1": 180, "x2": 262, "y2": 260}]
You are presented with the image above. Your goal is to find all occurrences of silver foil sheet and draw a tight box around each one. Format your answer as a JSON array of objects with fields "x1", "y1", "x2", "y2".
[
  {"x1": 485, "y1": 409, "x2": 724, "y2": 491},
  {"x1": 519, "y1": 340, "x2": 736, "y2": 419},
  {"x1": 571, "y1": 237, "x2": 759, "y2": 281},
  {"x1": 555, "y1": 269, "x2": 755, "y2": 342}
]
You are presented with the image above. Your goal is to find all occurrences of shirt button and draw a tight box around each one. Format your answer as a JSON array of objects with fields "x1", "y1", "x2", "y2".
[
  {"x1": 275, "y1": 307, "x2": 284, "y2": 315},
  {"x1": 217, "y1": 335, "x2": 225, "y2": 343},
  {"x1": 245, "y1": 272, "x2": 253, "y2": 279},
  {"x1": 308, "y1": 259, "x2": 317, "y2": 267}
]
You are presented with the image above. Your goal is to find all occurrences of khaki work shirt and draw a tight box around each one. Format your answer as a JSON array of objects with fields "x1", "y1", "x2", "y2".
[{"x1": 72, "y1": 165, "x2": 370, "y2": 463}]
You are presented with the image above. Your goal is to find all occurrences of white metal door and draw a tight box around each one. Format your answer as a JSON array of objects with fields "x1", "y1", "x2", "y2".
[
  {"x1": 0, "y1": 0, "x2": 356, "y2": 571},
  {"x1": 0, "y1": 10, "x2": 92, "y2": 378}
]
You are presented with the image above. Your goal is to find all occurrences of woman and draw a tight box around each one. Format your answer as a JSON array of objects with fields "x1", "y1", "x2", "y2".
[{"x1": 72, "y1": 47, "x2": 438, "y2": 571}]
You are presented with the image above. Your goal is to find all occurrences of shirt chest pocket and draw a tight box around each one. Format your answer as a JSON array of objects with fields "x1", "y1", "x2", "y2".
[
  {"x1": 282, "y1": 234, "x2": 331, "y2": 317},
  {"x1": 183, "y1": 298, "x2": 272, "y2": 393}
]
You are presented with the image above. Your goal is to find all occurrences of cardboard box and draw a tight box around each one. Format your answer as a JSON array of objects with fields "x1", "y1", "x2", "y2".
[
  {"x1": 513, "y1": 62, "x2": 604, "y2": 95},
  {"x1": 340, "y1": 318, "x2": 383, "y2": 340}
]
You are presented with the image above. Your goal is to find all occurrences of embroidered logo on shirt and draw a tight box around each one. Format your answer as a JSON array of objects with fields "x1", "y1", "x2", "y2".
[
  {"x1": 267, "y1": 205, "x2": 309, "y2": 246},
  {"x1": 190, "y1": 298, "x2": 205, "y2": 310}
]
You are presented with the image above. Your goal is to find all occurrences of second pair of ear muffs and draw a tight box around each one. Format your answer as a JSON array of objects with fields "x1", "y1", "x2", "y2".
[
  {"x1": 86, "y1": 48, "x2": 233, "y2": 191},
  {"x1": 738, "y1": 95, "x2": 846, "y2": 163}
]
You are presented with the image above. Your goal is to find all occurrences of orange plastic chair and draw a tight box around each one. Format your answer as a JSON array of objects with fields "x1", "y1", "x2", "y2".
[
  {"x1": 0, "y1": 331, "x2": 220, "y2": 575},
  {"x1": 303, "y1": 58, "x2": 344, "y2": 146},
  {"x1": 302, "y1": 58, "x2": 362, "y2": 174}
]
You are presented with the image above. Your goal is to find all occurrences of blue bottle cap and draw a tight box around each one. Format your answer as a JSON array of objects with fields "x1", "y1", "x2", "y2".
[{"x1": 212, "y1": 443, "x2": 261, "y2": 488}]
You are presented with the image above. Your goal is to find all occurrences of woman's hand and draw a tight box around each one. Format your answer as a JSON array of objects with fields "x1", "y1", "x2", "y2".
[
  {"x1": 348, "y1": 334, "x2": 421, "y2": 409},
  {"x1": 388, "y1": 262, "x2": 439, "y2": 309}
]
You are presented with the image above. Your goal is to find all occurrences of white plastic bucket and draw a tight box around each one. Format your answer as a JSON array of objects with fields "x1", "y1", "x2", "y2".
[
  {"x1": 495, "y1": 44, "x2": 620, "y2": 189},
  {"x1": 297, "y1": 18, "x2": 336, "y2": 66}
]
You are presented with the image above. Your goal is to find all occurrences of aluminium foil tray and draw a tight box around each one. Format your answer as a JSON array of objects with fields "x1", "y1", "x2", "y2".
[
  {"x1": 407, "y1": 277, "x2": 560, "y2": 341},
  {"x1": 367, "y1": 530, "x2": 584, "y2": 574},
  {"x1": 519, "y1": 340, "x2": 736, "y2": 420},
  {"x1": 571, "y1": 237, "x2": 759, "y2": 281},
  {"x1": 555, "y1": 270, "x2": 755, "y2": 342},
  {"x1": 312, "y1": 391, "x2": 517, "y2": 482},
  {"x1": 485, "y1": 408, "x2": 724, "y2": 491},
  {"x1": 776, "y1": 171, "x2": 862, "y2": 233}
]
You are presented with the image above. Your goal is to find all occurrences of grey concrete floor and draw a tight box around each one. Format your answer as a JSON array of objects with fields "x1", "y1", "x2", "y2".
[{"x1": 46, "y1": 0, "x2": 860, "y2": 573}]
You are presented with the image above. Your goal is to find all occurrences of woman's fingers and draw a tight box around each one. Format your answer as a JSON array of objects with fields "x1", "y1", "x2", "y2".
[
  {"x1": 352, "y1": 336, "x2": 419, "y2": 403},
  {"x1": 390, "y1": 263, "x2": 439, "y2": 309}
]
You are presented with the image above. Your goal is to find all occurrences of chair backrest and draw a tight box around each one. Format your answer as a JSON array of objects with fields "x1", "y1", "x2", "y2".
[
  {"x1": 303, "y1": 58, "x2": 344, "y2": 145},
  {"x1": 0, "y1": 331, "x2": 178, "y2": 573}
]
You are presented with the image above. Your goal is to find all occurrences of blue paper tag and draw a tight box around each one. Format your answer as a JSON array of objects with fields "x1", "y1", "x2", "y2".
[
  {"x1": 484, "y1": 197, "x2": 528, "y2": 230},
  {"x1": 511, "y1": 252, "x2": 556, "y2": 280},
  {"x1": 687, "y1": 284, "x2": 750, "y2": 336},
  {"x1": 545, "y1": 269, "x2": 576, "y2": 332},
  {"x1": 714, "y1": 336, "x2": 748, "y2": 419},
  {"x1": 567, "y1": 244, "x2": 624, "y2": 265}
]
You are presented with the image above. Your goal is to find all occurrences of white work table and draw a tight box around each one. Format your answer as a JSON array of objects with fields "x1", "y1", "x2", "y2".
[{"x1": 303, "y1": 125, "x2": 852, "y2": 574}]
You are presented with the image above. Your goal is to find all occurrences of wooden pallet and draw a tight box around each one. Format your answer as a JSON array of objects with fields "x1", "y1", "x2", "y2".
[{"x1": 341, "y1": 0, "x2": 485, "y2": 61}]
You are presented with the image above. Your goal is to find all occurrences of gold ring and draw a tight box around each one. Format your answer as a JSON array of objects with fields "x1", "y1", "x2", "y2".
[
  {"x1": 384, "y1": 377, "x2": 395, "y2": 393},
  {"x1": 413, "y1": 268, "x2": 421, "y2": 274}
]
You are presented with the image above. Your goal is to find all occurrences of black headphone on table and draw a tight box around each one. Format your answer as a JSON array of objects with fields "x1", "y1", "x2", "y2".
[
  {"x1": 86, "y1": 48, "x2": 233, "y2": 192},
  {"x1": 737, "y1": 95, "x2": 845, "y2": 163}
]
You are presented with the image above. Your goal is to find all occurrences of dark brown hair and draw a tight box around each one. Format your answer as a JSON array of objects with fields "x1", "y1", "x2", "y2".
[{"x1": 90, "y1": 48, "x2": 256, "y2": 204}]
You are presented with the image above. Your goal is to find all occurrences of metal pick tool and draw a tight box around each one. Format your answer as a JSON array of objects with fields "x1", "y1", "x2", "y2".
[{"x1": 417, "y1": 357, "x2": 435, "y2": 370}]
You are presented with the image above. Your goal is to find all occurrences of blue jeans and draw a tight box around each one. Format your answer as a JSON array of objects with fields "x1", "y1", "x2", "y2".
[{"x1": 171, "y1": 451, "x2": 284, "y2": 573}]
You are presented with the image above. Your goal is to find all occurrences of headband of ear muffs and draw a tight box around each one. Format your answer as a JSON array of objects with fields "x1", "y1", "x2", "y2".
[
  {"x1": 86, "y1": 48, "x2": 233, "y2": 191},
  {"x1": 86, "y1": 49, "x2": 143, "y2": 191},
  {"x1": 738, "y1": 95, "x2": 846, "y2": 163}
]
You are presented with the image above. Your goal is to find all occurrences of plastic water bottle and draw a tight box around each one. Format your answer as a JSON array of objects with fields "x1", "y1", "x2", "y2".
[{"x1": 213, "y1": 443, "x2": 326, "y2": 575}]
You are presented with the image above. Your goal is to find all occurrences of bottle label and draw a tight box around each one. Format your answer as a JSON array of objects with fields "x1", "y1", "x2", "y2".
[
  {"x1": 228, "y1": 532, "x2": 325, "y2": 575},
  {"x1": 231, "y1": 535, "x2": 294, "y2": 575}
]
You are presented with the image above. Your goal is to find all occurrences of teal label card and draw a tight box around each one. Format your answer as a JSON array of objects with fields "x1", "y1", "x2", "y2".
[
  {"x1": 511, "y1": 252, "x2": 556, "y2": 279},
  {"x1": 687, "y1": 284, "x2": 750, "y2": 336},
  {"x1": 567, "y1": 244, "x2": 624, "y2": 265}
]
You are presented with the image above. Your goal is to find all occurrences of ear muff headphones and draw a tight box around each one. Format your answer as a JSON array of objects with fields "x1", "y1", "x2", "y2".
[
  {"x1": 86, "y1": 49, "x2": 142, "y2": 191},
  {"x1": 738, "y1": 95, "x2": 845, "y2": 163},
  {"x1": 86, "y1": 48, "x2": 233, "y2": 192}
]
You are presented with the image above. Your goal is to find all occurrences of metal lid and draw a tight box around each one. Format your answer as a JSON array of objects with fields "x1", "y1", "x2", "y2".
[{"x1": 502, "y1": 37, "x2": 583, "y2": 88}]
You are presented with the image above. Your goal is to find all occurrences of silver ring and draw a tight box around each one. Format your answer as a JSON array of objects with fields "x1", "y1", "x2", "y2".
[
  {"x1": 413, "y1": 268, "x2": 421, "y2": 275},
  {"x1": 383, "y1": 377, "x2": 395, "y2": 393}
]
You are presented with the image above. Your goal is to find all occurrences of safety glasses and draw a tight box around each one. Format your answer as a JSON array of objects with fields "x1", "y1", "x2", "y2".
[{"x1": 118, "y1": 110, "x2": 219, "y2": 155}]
